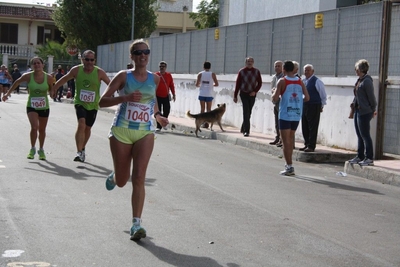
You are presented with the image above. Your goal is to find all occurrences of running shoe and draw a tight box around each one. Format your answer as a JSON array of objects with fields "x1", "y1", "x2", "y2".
[
  {"x1": 73, "y1": 151, "x2": 84, "y2": 162},
  {"x1": 348, "y1": 156, "x2": 362, "y2": 164},
  {"x1": 105, "y1": 171, "x2": 116, "y2": 191},
  {"x1": 359, "y1": 158, "x2": 374, "y2": 166},
  {"x1": 280, "y1": 165, "x2": 295, "y2": 176},
  {"x1": 27, "y1": 148, "x2": 36, "y2": 159},
  {"x1": 130, "y1": 223, "x2": 146, "y2": 241},
  {"x1": 38, "y1": 149, "x2": 46, "y2": 160}
]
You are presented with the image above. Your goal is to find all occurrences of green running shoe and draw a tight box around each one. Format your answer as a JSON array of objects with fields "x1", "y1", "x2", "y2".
[
  {"x1": 38, "y1": 149, "x2": 46, "y2": 160},
  {"x1": 27, "y1": 148, "x2": 36, "y2": 159}
]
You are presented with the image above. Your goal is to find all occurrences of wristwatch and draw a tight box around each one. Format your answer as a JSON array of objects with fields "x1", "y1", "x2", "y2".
[{"x1": 154, "y1": 111, "x2": 161, "y2": 118}]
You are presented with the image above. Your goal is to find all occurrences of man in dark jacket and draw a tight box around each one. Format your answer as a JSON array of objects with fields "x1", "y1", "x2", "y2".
[
  {"x1": 301, "y1": 64, "x2": 327, "y2": 152},
  {"x1": 11, "y1": 65, "x2": 22, "y2": 94},
  {"x1": 54, "y1": 65, "x2": 64, "y2": 102}
]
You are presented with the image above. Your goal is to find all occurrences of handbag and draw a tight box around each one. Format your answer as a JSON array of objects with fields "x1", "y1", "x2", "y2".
[{"x1": 160, "y1": 73, "x2": 172, "y2": 101}]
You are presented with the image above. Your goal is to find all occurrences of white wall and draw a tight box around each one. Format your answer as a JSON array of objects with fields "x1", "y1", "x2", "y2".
[
  {"x1": 167, "y1": 74, "x2": 378, "y2": 152},
  {"x1": 100, "y1": 73, "x2": 379, "y2": 152},
  {"x1": 225, "y1": 0, "x2": 337, "y2": 25}
]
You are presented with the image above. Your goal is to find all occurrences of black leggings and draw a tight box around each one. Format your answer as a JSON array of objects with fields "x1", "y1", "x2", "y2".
[{"x1": 156, "y1": 96, "x2": 170, "y2": 128}]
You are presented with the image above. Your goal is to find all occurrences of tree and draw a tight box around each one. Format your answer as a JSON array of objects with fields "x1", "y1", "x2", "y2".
[
  {"x1": 35, "y1": 40, "x2": 70, "y2": 60},
  {"x1": 189, "y1": 0, "x2": 219, "y2": 29},
  {"x1": 52, "y1": 0, "x2": 158, "y2": 52},
  {"x1": 34, "y1": 40, "x2": 80, "y2": 66},
  {"x1": 357, "y1": 0, "x2": 382, "y2": 3}
]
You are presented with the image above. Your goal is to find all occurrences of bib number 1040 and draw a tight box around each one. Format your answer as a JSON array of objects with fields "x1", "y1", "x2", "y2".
[{"x1": 125, "y1": 102, "x2": 151, "y2": 123}]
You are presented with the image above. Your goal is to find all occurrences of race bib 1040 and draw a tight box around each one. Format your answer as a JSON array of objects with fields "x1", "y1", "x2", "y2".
[
  {"x1": 79, "y1": 90, "x2": 95, "y2": 102},
  {"x1": 125, "y1": 102, "x2": 151, "y2": 123}
]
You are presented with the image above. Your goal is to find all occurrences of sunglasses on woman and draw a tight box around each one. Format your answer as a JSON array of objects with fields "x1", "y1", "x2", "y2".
[{"x1": 132, "y1": 49, "x2": 151, "y2": 56}]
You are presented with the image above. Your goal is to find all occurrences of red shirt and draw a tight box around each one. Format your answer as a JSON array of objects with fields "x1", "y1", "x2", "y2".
[{"x1": 155, "y1": 71, "x2": 175, "y2": 97}]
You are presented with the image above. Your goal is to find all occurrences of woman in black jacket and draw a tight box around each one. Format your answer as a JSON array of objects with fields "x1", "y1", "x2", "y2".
[{"x1": 348, "y1": 59, "x2": 377, "y2": 166}]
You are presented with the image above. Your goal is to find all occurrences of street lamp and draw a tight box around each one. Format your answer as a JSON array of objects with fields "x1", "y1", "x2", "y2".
[
  {"x1": 131, "y1": 0, "x2": 135, "y2": 40},
  {"x1": 182, "y1": 5, "x2": 188, "y2": 33}
]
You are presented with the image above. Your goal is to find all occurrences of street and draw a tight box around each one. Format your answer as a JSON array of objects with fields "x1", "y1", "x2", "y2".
[{"x1": 1, "y1": 94, "x2": 400, "y2": 267}]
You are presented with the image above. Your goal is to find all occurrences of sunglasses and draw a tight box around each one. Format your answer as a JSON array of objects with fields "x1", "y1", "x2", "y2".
[
  {"x1": 159, "y1": 65, "x2": 166, "y2": 68},
  {"x1": 84, "y1": 58, "x2": 95, "y2": 62},
  {"x1": 132, "y1": 49, "x2": 150, "y2": 56}
]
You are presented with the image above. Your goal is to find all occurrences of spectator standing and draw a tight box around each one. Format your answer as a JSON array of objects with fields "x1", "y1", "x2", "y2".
[
  {"x1": 155, "y1": 61, "x2": 175, "y2": 131},
  {"x1": 66, "y1": 65, "x2": 76, "y2": 99},
  {"x1": 233, "y1": 57, "x2": 262, "y2": 137},
  {"x1": 270, "y1": 60, "x2": 284, "y2": 145},
  {"x1": 54, "y1": 65, "x2": 64, "y2": 102},
  {"x1": 348, "y1": 59, "x2": 377, "y2": 166},
  {"x1": 301, "y1": 64, "x2": 327, "y2": 152},
  {"x1": 272, "y1": 61, "x2": 309, "y2": 176},
  {"x1": 11, "y1": 66, "x2": 22, "y2": 94},
  {"x1": 195, "y1": 61, "x2": 219, "y2": 127}
]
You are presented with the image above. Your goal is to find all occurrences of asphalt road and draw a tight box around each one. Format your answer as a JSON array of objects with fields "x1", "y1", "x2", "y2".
[{"x1": 1, "y1": 94, "x2": 400, "y2": 267}]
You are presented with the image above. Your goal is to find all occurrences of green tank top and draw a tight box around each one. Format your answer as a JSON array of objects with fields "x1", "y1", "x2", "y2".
[
  {"x1": 74, "y1": 65, "x2": 101, "y2": 110},
  {"x1": 27, "y1": 72, "x2": 49, "y2": 110}
]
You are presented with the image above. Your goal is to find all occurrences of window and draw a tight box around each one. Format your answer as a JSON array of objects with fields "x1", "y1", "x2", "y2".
[
  {"x1": 37, "y1": 26, "x2": 44, "y2": 45},
  {"x1": 0, "y1": 23, "x2": 18, "y2": 44}
]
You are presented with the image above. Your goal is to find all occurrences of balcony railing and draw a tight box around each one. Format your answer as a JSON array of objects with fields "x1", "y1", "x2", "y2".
[{"x1": 0, "y1": 44, "x2": 38, "y2": 59}]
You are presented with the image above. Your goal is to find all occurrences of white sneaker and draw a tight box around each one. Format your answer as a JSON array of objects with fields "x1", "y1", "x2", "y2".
[
  {"x1": 280, "y1": 165, "x2": 295, "y2": 176},
  {"x1": 73, "y1": 151, "x2": 84, "y2": 162}
]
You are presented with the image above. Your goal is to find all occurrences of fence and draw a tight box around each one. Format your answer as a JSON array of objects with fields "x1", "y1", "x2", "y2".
[
  {"x1": 98, "y1": 2, "x2": 399, "y2": 78},
  {"x1": 97, "y1": 2, "x2": 400, "y2": 157}
]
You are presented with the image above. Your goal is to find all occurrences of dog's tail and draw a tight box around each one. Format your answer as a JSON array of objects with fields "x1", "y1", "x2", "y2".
[{"x1": 186, "y1": 111, "x2": 197, "y2": 119}]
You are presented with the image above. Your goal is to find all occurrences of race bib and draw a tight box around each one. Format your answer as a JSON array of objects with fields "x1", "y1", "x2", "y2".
[
  {"x1": 79, "y1": 90, "x2": 95, "y2": 102},
  {"x1": 125, "y1": 102, "x2": 151, "y2": 123},
  {"x1": 31, "y1": 97, "x2": 46, "y2": 108}
]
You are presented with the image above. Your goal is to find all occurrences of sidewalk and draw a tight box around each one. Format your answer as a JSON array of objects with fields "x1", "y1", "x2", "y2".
[
  {"x1": 60, "y1": 95, "x2": 400, "y2": 187},
  {"x1": 164, "y1": 115, "x2": 400, "y2": 187}
]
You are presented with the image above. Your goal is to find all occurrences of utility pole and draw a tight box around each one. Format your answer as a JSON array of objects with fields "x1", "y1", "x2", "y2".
[{"x1": 131, "y1": 0, "x2": 135, "y2": 40}]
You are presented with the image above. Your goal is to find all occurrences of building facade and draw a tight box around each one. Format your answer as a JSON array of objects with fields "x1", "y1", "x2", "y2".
[
  {"x1": 0, "y1": 2, "x2": 59, "y2": 69},
  {"x1": 153, "y1": 0, "x2": 196, "y2": 36},
  {"x1": 219, "y1": 0, "x2": 358, "y2": 26}
]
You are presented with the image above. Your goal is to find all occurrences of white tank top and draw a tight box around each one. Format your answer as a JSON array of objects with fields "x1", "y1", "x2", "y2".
[{"x1": 199, "y1": 71, "x2": 214, "y2": 97}]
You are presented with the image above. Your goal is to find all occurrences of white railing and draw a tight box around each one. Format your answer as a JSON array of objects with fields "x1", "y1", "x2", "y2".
[{"x1": 0, "y1": 44, "x2": 37, "y2": 58}]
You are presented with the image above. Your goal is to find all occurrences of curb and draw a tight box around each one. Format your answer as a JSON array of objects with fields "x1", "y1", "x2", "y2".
[
  {"x1": 169, "y1": 124, "x2": 356, "y2": 164},
  {"x1": 345, "y1": 162, "x2": 400, "y2": 186}
]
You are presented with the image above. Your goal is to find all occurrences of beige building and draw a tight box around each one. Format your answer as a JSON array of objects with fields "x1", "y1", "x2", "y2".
[
  {"x1": 0, "y1": 2, "x2": 59, "y2": 69},
  {"x1": 152, "y1": 0, "x2": 197, "y2": 36},
  {"x1": 0, "y1": 0, "x2": 198, "y2": 68}
]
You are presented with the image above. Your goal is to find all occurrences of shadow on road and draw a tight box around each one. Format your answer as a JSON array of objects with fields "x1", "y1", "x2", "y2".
[
  {"x1": 294, "y1": 175, "x2": 384, "y2": 195},
  {"x1": 127, "y1": 236, "x2": 240, "y2": 267},
  {"x1": 26, "y1": 160, "x2": 110, "y2": 180}
]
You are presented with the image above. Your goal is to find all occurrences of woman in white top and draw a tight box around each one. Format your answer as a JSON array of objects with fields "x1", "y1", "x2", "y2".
[{"x1": 195, "y1": 61, "x2": 219, "y2": 114}]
